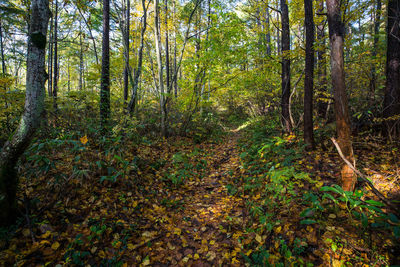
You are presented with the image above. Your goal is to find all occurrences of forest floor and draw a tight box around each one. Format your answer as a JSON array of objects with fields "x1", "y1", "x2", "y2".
[{"x1": 0, "y1": 121, "x2": 399, "y2": 266}]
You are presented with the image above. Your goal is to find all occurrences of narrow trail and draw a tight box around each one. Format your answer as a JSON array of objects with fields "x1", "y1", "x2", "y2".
[{"x1": 141, "y1": 132, "x2": 246, "y2": 266}]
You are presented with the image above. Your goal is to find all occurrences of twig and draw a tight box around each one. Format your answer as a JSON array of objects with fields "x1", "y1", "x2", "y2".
[{"x1": 330, "y1": 138, "x2": 399, "y2": 213}]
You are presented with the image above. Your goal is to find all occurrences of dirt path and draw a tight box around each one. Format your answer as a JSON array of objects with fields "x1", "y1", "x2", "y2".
[{"x1": 140, "y1": 132, "x2": 246, "y2": 266}]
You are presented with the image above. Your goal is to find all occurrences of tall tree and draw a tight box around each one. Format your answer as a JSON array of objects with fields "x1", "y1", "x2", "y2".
[
  {"x1": 0, "y1": 19, "x2": 6, "y2": 75},
  {"x1": 100, "y1": 0, "x2": 111, "y2": 132},
  {"x1": 369, "y1": 0, "x2": 381, "y2": 103},
  {"x1": 280, "y1": 0, "x2": 291, "y2": 132},
  {"x1": 383, "y1": 0, "x2": 400, "y2": 138},
  {"x1": 316, "y1": 0, "x2": 328, "y2": 118},
  {"x1": 304, "y1": 0, "x2": 315, "y2": 149},
  {"x1": 0, "y1": 0, "x2": 50, "y2": 225},
  {"x1": 53, "y1": 0, "x2": 58, "y2": 109},
  {"x1": 326, "y1": 0, "x2": 356, "y2": 191},
  {"x1": 127, "y1": 0, "x2": 148, "y2": 113},
  {"x1": 154, "y1": 0, "x2": 167, "y2": 136},
  {"x1": 47, "y1": 4, "x2": 53, "y2": 96},
  {"x1": 123, "y1": 0, "x2": 130, "y2": 102}
]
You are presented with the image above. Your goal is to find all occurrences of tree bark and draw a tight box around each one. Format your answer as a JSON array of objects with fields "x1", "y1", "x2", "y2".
[
  {"x1": 0, "y1": 19, "x2": 6, "y2": 75},
  {"x1": 127, "y1": 0, "x2": 148, "y2": 113},
  {"x1": 100, "y1": 0, "x2": 111, "y2": 132},
  {"x1": 304, "y1": 0, "x2": 315, "y2": 149},
  {"x1": 280, "y1": 0, "x2": 292, "y2": 132},
  {"x1": 47, "y1": 1, "x2": 53, "y2": 96},
  {"x1": 316, "y1": 0, "x2": 328, "y2": 118},
  {"x1": 79, "y1": 22, "x2": 84, "y2": 91},
  {"x1": 370, "y1": 0, "x2": 381, "y2": 103},
  {"x1": 154, "y1": 0, "x2": 167, "y2": 136},
  {"x1": 123, "y1": 0, "x2": 130, "y2": 102},
  {"x1": 383, "y1": 0, "x2": 400, "y2": 138},
  {"x1": 52, "y1": 0, "x2": 58, "y2": 109},
  {"x1": 0, "y1": 0, "x2": 50, "y2": 225},
  {"x1": 326, "y1": 0, "x2": 356, "y2": 191}
]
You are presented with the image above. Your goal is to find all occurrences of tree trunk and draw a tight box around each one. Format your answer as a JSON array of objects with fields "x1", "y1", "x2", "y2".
[
  {"x1": 47, "y1": 2, "x2": 53, "y2": 96},
  {"x1": 384, "y1": 0, "x2": 400, "y2": 138},
  {"x1": 326, "y1": 0, "x2": 356, "y2": 191},
  {"x1": 79, "y1": 22, "x2": 84, "y2": 91},
  {"x1": 265, "y1": 7, "x2": 271, "y2": 57},
  {"x1": 100, "y1": 0, "x2": 111, "y2": 132},
  {"x1": 0, "y1": 0, "x2": 50, "y2": 225},
  {"x1": 369, "y1": 0, "x2": 381, "y2": 103},
  {"x1": 52, "y1": 0, "x2": 58, "y2": 109},
  {"x1": 123, "y1": 0, "x2": 130, "y2": 102},
  {"x1": 317, "y1": 0, "x2": 328, "y2": 118},
  {"x1": 154, "y1": 0, "x2": 166, "y2": 136},
  {"x1": 127, "y1": 0, "x2": 147, "y2": 113},
  {"x1": 173, "y1": 0, "x2": 178, "y2": 98},
  {"x1": 0, "y1": 19, "x2": 6, "y2": 75},
  {"x1": 304, "y1": 0, "x2": 315, "y2": 149},
  {"x1": 280, "y1": 0, "x2": 292, "y2": 132}
]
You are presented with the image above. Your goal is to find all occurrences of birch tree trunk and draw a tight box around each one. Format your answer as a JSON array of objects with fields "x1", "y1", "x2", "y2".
[
  {"x1": 0, "y1": 19, "x2": 6, "y2": 75},
  {"x1": 0, "y1": 0, "x2": 50, "y2": 225},
  {"x1": 154, "y1": 0, "x2": 167, "y2": 136}
]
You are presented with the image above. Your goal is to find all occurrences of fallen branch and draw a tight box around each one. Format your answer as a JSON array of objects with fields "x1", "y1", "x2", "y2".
[{"x1": 331, "y1": 137, "x2": 399, "y2": 213}]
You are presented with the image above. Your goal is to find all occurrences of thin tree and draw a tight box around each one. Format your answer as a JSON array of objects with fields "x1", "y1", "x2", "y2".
[
  {"x1": 0, "y1": 0, "x2": 50, "y2": 225},
  {"x1": 100, "y1": 0, "x2": 111, "y2": 132},
  {"x1": 369, "y1": 0, "x2": 381, "y2": 103},
  {"x1": 316, "y1": 0, "x2": 328, "y2": 119},
  {"x1": 304, "y1": 0, "x2": 315, "y2": 149},
  {"x1": 53, "y1": 0, "x2": 58, "y2": 109},
  {"x1": 383, "y1": 0, "x2": 400, "y2": 138},
  {"x1": 154, "y1": 0, "x2": 166, "y2": 136},
  {"x1": 280, "y1": 0, "x2": 291, "y2": 132},
  {"x1": 326, "y1": 0, "x2": 356, "y2": 191},
  {"x1": 0, "y1": 19, "x2": 6, "y2": 74},
  {"x1": 127, "y1": 0, "x2": 148, "y2": 113},
  {"x1": 123, "y1": 0, "x2": 130, "y2": 102}
]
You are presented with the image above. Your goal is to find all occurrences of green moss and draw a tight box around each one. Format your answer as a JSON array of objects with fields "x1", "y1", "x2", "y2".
[{"x1": 30, "y1": 32, "x2": 47, "y2": 49}]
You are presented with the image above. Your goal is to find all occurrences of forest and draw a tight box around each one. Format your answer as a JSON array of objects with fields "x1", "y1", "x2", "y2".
[{"x1": 0, "y1": 0, "x2": 399, "y2": 265}]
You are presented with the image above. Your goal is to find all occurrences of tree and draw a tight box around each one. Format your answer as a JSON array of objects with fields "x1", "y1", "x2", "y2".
[
  {"x1": 304, "y1": 0, "x2": 314, "y2": 149},
  {"x1": 316, "y1": 0, "x2": 328, "y2": 119},
  {"x1": 383, "y1": 0, "x2": 400, "y2": 138},
  {"x1": 0, "y1": 19, "x2": 6, "y2": 75},
  {"x1": 369, "y1": 0, "x2": 381, "y2": 103},
  {"x1": 0, "y1": 0, "x2": 50, "y2": 225},
  {"x1": 154, "y1": 0, "x2": 167, "y2": 136},
  {"x1": 127, "y1": 0, "x2": 148, "y2": 113},
  {"x1": 326, "y1": 0, "x2": 356, "y2": 191},
  {"x1": 100, "y1": 0, "x2": 110, "y2": 132},
  {"x1": 53, "y1": 0, "x2": 58, "y2": 109},
  {"x1": 280, "y1": 0, "x2": 291, "y2": 133},
  {"x1": 123, "y1": 0, "x2": 130, "y2": 102}
]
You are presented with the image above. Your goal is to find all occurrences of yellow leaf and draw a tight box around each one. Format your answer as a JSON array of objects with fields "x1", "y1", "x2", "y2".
[
  {"x1": 232, "y1": 257, "x2": 239, "y2": 264},
  {"x1": 246, "y1": 249, "x2": 253, "y2": 256},
  {"x1": 275, "y1": 226, "x2": 282, "y2": 234},
  {"x1": 99, "y1": 250, "x2": 106, "y2": 258},
  {"x1": 127, "y1": 243, "x2": 135, "y2": 250},
  {"x1": 255, "y1": 234, "x2": 262, "y2": 243},
  {"x1": 174, "y1": 228, "x2": 182, "y2": 235},
  {"x1": 41, "y1": 231, "x2": 52, "y2": 239},
  {"x1": 80, "y1": 135, "x2": 88, "y2": 145},
  {"x1": 209, "y1": 240, "x2": 215, "y2": 245},
  {"x1": 51, "y1": 241, "x2": 60, "y2": 250},
  {"x1": 194, "y1": 253, "x2": 200, "y2": 260}
]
